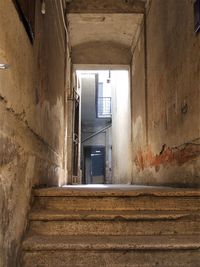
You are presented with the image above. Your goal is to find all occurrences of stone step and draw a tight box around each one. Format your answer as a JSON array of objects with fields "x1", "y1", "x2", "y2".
[
  {"x1": 22, "y1": 187, "x2": 200, "y2": 266},
  {"x1": 21, "y1": 235, "x2": 200, "y2": 267},
  {"x1": 33, "y1": 186, "x2": 200, "y2": 197},
  {"x1": 23, "y1": 234, "x2": 200, "y2": 251},
  {"x1": 33, "y1": 195, "x2": 200, "y2": 211},
  {"x1": 30, "y1": 209, "x2": 200, "y2": 221},
  {"x1": 29, "y1": 218, "x2": 200, "y2": 236},
  {"x1": 21, "y1": 250, "x2": 200, "y2": 267}
]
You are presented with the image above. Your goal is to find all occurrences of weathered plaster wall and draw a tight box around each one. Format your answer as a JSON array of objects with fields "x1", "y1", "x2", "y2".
[
  {"x1": 131, "y1": 21, "x2": 146, "y2": 173},
  {"x1": 132, "y1": 0, "x2": 200, "y2": 187},
  {"x1": 111, "y1": 71, "x2": 132, "y2": 184},
  {"x1": 0, "y1": 0, "x2": 67, "y2": 266}
]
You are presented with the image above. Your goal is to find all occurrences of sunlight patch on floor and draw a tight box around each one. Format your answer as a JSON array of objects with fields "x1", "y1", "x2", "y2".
[{"x1": 61, "y1": 184, "x2": 162, "y2": 189}]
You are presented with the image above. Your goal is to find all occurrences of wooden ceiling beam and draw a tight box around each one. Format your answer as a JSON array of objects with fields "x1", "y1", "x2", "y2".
[{"x1": 66, "y1": 0, "x2": 146, "y2": 14}]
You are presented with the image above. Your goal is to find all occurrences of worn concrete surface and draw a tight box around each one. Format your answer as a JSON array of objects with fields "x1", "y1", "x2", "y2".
[
  {"x1": 21, "y1": 250, "x2": 200, "y2": 267},
  {"x1": 22, "y1": 235, "x2": 200, "y2": 251},
  {"x1": 21, "y1": 186, "x2": 200, "y2": 266},
  {"x1": 0, "y1": 0, "x2": 67, "y2": 266},
  {"x1": 33, "y1": 196, "x2": 200, "y2": 211},
  {"x1": 34, "y1": 184, "x2": 200, "y2": 196},
  {"x1": 131, "y1": 0, "x2": 200, "y2": 186},
  {"x1": 30, "y1": 209, "x2": 198, "y2": 221},
  {"x1": 33, "y1": 188, "x2": 200, "y2": 211},
  {"x1": 29, "y1": 219, "x2": 200, "y2": 236}
]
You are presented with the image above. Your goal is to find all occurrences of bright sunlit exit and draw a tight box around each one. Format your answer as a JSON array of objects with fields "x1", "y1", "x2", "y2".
[{"x1": 76, "y1": 69, "x2": 132, "y2": 185}]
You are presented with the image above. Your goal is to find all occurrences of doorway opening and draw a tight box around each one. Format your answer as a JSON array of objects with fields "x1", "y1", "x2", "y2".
[
  {"x1": 83, "y1": 146, "x2": 106, "y2": 184},
  {"x1": 73, "y1": 68, "x2": 132, "y2": 185}
]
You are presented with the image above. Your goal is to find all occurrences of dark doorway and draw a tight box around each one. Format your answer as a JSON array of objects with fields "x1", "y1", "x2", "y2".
[{"x1": 83, "y1": 146, "x2": 105, "y2": 184}]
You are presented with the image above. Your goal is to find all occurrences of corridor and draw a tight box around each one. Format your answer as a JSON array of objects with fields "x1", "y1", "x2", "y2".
[{"x1": 0, "y1": 0, "x2": 200, "y2": 266}]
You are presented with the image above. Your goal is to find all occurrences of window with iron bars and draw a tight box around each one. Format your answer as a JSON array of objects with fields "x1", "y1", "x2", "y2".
[{"x1": 96, "y1": 82, "x2": 112, "y2": 118}]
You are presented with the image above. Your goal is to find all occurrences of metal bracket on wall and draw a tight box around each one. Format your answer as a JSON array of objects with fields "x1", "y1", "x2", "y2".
[
  {"x1": 41, "y1": 0, "x2": 46, "y2": 15},
  {"x1": 0, "y1": 64, "x2": 10, "y2": 70},
  {"x1": 73, "y1": 133, "x2": 79, "y2": 144}
]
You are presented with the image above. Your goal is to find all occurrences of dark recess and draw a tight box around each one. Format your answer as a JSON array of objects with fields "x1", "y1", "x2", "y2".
[{"x1": 12, "y1": 0, "x2": 36, "y2": 43}]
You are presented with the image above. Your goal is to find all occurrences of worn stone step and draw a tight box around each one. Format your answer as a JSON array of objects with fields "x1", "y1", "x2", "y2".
[
  {"x1": 21, "y1": 235, "x2": 200, "y2": 267},
  {"x1": 21, "y1": 187, "x2": 200, "y2": 266},
  {"x1": 34, "y1": 186, "x2": 200, "y2": 197},
  {"x1": 33, "y1": 195, "x2": 200, "y2": 211},
  {"x1": 23, "y1": 234, "x2": 200, "y2": 251},
  {"x1": 21, "y1": 249, "x2": 200, "y2": 267},
  {"x1": 29, "y1": 209, "x2": 200, "y2": 221},
  {"x1": 29, "y1": 218, "x2": 200, "y2": 236}
]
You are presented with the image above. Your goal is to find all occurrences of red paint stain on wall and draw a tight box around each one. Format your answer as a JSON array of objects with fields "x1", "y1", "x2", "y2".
[{"x1": 134, "y1": 143, "x2": 200, "y2": 172}]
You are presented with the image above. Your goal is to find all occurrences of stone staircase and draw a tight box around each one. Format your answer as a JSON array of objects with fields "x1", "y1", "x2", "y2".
[{"x1": 20, "y1": 186, "x2": 200, "y2": 266}]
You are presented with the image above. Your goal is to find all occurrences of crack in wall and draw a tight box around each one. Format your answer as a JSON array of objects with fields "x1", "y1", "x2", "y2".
[{"x1": 0, "y1": 93, "x2": 60, "y2": 159}]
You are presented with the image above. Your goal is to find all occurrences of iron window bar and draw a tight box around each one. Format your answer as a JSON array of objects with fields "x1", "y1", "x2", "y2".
[{"x1": 97, "y1": 97, "x2": 112, "y2": 118}]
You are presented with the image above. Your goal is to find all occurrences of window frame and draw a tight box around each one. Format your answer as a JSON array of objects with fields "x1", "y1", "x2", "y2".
[
  {"x1": 194, "y1": 0, "x2": 200, "y2": 33},
  {"x1": 95, "y1": 74, "x2": 112, "y2": 119},
  {"x1": 12, "y1": 0, "x2": 36, "y2": 43}
]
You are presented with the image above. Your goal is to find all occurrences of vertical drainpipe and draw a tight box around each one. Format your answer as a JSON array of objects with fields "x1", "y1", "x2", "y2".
[
  {"x1": 144, "y1": 0, "x2": 153, "y2": 147},
  {"x1": 61, "y1": 0, "x2": 72, "y2": 185},
  {"x1": 129, "y1": 60, "x2": 133, "y2": 144},
  {"x1": 62, "y1": 0, "x2": 68, "y2": 186}
]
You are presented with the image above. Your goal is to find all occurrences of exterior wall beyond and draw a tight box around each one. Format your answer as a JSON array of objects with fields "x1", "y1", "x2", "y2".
[{"x1": 81, "y1": 74, "x2": 112, "y2": 183}]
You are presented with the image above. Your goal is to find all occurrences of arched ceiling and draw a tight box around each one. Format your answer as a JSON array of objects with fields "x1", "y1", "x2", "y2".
[
  {"x1": 67, "y1": 13, "x2": 143, "y2": 48},
  {"x1": 66, "y1": 0, "x2": 146, "y2": 64}
]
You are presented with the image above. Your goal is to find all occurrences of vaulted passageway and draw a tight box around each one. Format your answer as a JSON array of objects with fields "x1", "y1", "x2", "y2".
[
  {"x1": 66, "y1": 3, "x2": 145, "y2": 185},
  {"x1": 0, "y1": 0, "x2": 200, "y2": 266}
]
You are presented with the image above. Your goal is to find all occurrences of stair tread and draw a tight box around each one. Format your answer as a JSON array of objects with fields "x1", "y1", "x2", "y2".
[
  {"x1": 23, "y1": 234, "x2": 200, "y2": 251},
  {"x1": 34, "y1": 186, "x2": 200, "y2": 197},
  {"x1": 29, "y1": 209, "x2": 200, "y2": 221}
]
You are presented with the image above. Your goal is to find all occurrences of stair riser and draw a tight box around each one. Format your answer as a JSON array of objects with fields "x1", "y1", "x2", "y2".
[
  {"x1": 29, "y1": 212, "x2": 200, "y2": 221},
  {"x1": 29, "y1": 220, "x2": 200, "y2": 236},
  {"x1": 21, "y1": 250, "x2": 200, "y2": 267},
  {"x1": 33, "y1": 196, "x2": 200, "y2": 211}
]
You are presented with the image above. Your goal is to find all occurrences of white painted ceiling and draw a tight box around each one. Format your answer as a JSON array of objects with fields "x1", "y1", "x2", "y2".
[{"x1": 67, "y1": 13, "x2": 143, "y2": 49}]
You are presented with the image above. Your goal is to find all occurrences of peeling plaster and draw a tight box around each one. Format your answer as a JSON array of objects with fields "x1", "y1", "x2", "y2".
[
  {"x1": 132, "y1": 116, "x2": 143, "y2": 146},
  {"x1": 134, "y1": 140, "x2": 200, "y2": 173}
]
